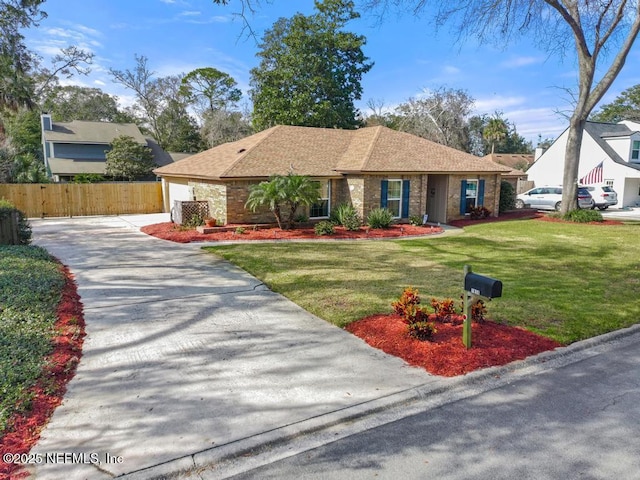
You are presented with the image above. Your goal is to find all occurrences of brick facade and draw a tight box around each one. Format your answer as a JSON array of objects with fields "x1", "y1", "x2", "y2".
[{"x1": 176, "y1": 173, "x2": 502, "y2": 226}]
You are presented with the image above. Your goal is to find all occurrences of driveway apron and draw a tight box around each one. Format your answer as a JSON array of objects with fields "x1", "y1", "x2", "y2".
[{"x1": 27, "y1": 215, "x2": 437, "y2": 479}]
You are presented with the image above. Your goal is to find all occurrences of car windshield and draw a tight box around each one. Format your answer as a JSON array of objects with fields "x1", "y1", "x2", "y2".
[{"x1": 602, "y1": 186, "x2": 614, "y2": 192}]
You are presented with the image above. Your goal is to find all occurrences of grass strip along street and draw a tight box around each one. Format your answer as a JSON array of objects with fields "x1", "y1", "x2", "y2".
[{"x1": 205, "y1": 219, "x2": 640, "y2": 345}]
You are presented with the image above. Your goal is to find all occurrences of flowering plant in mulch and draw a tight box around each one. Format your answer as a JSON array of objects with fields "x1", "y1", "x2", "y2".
[{"x1": 0, "y1": 266, "x2": 85, "y2": 479}]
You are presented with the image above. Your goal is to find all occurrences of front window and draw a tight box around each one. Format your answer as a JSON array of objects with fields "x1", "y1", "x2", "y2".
[
  {"x1": 465, "y1": 179, "x2": 478, "y2": 213},
  {"x1": 632, "y1": 140, "x2": 640, "y2": 162},
  {"x1": 386, "y1": 179, "x2": 402, "y2": 218},
  {"x1": 310, "y1": 180, "x2": 330, "y2": 218}
]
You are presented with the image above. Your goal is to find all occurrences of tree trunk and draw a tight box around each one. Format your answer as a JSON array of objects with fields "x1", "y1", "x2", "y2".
[{"x1": 560, "y1": 116, "x2": 586, "y2": 215}]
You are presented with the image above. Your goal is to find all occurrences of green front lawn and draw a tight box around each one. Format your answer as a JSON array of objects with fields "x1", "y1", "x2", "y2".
[
  {"x1": 0, "y1": 246, "x2": 65, "y2": 435},
  {"x1": 205, "y1": 219, "x2": 640, "y2": 345}
]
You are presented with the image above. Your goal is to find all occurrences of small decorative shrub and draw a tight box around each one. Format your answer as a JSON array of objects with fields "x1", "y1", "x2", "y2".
[
  {"x1": 314, "y1": 220, "x2": 335, "y2": 236},
  {"x1": 471, "y1": 299, "x2": 487, "y2": 322},
  {"x1": 459, "y1": 296, "x2": 488, "y2": 322},
  {"x1": 341, "y1": 213, "x2": 361, "y2": 231},
  {"x1": 563, "y1": 209, "x2": 603, "y2": 223},
  {"x1": 367, "y1": 208, "x2": 394, "y2": 229},
  {"x1": 409, "y1": 215, "x2": 424, "y2": 226},
  {"x1": 431, "y1": 297, "x2": 456, "y2": 322},
  {"x1": 407, "y1": 321, "x2": 437, "y2": 340},
  {"x1": 392, "y1": 287, "x2": 437, "y2": 341},
  {"x1": 392, "y1": 287, "x2": 422, "y2": 323},
  {"x1": 499, "y1": 180, "x2": 516, "y2": 213},
  {"x1": 469, "y1": 206, "x2": 492, "y2": 220},
  {"x1": 183, "y1": 213, "x2": 204, "y2": 228},
  {"x1": 0, "y1": 200, "x2": 31, "y2": 245},
  {"x1": 235, "y1": 226, "x2": 246, "y2": 234},
  {"x1": 330, "y1": 203, "x2": 361, "y2": 231},
  {"x1": 294, "y1": 213, "x2": 309, "y2": 223}
]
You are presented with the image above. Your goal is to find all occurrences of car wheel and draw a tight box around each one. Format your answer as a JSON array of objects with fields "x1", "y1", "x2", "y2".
[
  {"x1": 515, "y1": 199, "x2": 524, "y2": 209},
  {"x1": 555, "y1": 201, "x2": 562, "y2": 211},
  {"x1": 597, "y1": 205, "x2": 607, "y2": 210}
]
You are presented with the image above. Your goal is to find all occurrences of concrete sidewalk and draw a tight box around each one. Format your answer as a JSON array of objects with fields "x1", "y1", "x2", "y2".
[{"x1": 28, "y1": 214, "x2": 441, "y2": 479}]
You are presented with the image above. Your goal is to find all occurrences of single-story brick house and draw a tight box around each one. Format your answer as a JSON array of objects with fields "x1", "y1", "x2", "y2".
[{"x1": 153, "y1": 125, "x2": 511, "y2": 225}]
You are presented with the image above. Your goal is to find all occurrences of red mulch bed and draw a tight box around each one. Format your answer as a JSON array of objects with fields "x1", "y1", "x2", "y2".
[
  {"x1": 141, "y1": 222, "x2": 445, "y2": 243},
  {"x1": 346, "y1": 314, "x2": 562, "y2": 377},
  {"x1": 0, "y1": 265, "x2": 85, "y2": 479},
  {"x1": 448, "y1": 209, "x2": 542, "y2": 227},
  {"x1": 450, "y1": 209, "x2": 624, "y2": 228}
]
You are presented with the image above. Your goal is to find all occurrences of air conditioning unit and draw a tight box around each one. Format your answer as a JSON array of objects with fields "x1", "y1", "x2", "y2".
[{"x1": 171, "y1": 200, "x2": 210, "y2": 225}]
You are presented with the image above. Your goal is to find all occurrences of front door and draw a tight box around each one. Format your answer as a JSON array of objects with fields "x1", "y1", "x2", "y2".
[{"x1": 426, "y1": 175, "x2": 448, "y2": 224}]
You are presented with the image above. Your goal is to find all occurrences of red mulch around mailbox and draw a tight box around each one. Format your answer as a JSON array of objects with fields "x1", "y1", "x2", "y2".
[
  {"x1": 0, "y1": 265, "x2": 85, "y2": 479},
  {"x1": 346, "y1": 314, "x2": 563, "y2": 377}
]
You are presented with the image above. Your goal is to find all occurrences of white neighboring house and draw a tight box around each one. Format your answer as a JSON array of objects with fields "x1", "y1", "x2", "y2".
[{"x1": 526, "y1": 120, "x2": 640, "y2": 208}]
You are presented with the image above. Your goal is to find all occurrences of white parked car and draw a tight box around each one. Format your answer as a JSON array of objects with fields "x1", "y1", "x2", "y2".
[
  {"x1": 515, "y1": 186, "x2": 594, "y2": 211},
  {"x1": 581, "y1": 185, "x2": 618, "y2": 210}
]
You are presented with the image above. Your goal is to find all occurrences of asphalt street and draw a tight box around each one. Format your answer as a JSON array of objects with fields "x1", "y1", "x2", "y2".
[{"x1": 223, "y1": 331, "x2": 640, "y2": 480}]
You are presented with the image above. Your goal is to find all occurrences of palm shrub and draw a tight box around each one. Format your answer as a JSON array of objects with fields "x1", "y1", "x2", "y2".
[
  {"x1": 246, "y1": 176, "x2": 286, "y2": 229},
  {"x1": 367, "y1": 207, "x2": 394, "y2": 229},
  {"x1": 280, "y1": 173, "x2": 321, "y2": 229},
  {"x1": 246, "y1": 174, "x2": 321, "y2": 229}
]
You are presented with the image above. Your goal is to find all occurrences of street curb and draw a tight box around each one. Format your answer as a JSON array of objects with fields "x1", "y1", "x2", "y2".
[{"x1": 117, "y1": 322, "x2": 640, "y2": 479}]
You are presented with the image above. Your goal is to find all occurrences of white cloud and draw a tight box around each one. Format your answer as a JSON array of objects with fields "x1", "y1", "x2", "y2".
[
  {"x1": 500, "y1": 56, "x2": 543, "y2": 68},
  {"x1": 179, "y1": 10, "x2": 201, "y2": 17},
  {"x1": 474, "y1": 95, "x2": 526, "y2": 112},
  {"x1": 442, "y1": 65, "x2": 460, "y2": 75}
]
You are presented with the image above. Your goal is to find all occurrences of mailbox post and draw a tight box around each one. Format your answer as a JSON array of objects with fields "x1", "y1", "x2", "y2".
[{"x1": 463, "y1": 265, "x2": 502, "y2": 348}]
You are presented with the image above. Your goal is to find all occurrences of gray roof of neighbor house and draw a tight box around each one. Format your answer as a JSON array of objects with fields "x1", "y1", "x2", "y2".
[
  {"x1": 43, "y1": 120, "x2": 147, "y2": 145},
  {"x1": 584, "y1": 122, "x2": 640, "y2": 173},
  {"x1": 154, "y1": 125, "x2": 511, "y2": 180}
]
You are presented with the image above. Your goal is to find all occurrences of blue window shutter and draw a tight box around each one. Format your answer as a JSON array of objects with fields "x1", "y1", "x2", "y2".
[
  {"x1": 460, "y1": 180, "x2": 467, "y2": 215},
  {"x1": 401, "y1": 180, "x2": 410, "y2": 218},
  {"x1": 478, "y1": 180, "x2": 485, "y2": 207},
  {"x1": 381, "y1": 179, "x2": 388, "y2": 208}
]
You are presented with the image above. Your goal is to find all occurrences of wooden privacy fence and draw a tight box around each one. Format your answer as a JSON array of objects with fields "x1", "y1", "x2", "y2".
[{"x1": 0, "y1": 182, "x2": 164, "y2": 218}]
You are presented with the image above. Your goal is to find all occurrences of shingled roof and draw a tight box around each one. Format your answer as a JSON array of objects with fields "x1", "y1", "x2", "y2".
[
  {"x1": 43, "y1": 120, "x2": 147, "y2": 145},
  {"x1": 154, "y1": 125, "x2": 510, "y2": 180}
]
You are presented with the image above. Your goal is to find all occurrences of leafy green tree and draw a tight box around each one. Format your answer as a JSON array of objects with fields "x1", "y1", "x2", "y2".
[
  {"x1": 245, "y1": 174, "x2": 321, "y2": 229},
  {"x1": 468, "y1": 114, "x2": 533, "y2": 156},
  {"x1": 250, "y1": 0, "x2": 373, "y2": 130},
  {"x1": 0, "y1": 0, "x2": 45, "y2": 111},
  {"x1": 180, "y1": 67, "x2": 242, "y2": 116},
  {"x1": 591, "y1": 84, "x2": 640, "y2": 123},
  {"x1": 483, "y1": 115, "x2": 508, "y2": 154},
  {"x1": 105, "y1": 135, "x2": 156, "y2": 181}
]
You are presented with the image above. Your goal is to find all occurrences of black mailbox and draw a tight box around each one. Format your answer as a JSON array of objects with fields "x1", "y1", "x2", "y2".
[{"x1": 464, "y1": 272, "x2": 502, "y2": 298}]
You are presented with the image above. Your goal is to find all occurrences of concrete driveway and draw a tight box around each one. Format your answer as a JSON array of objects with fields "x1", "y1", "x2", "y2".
[{"x1": 27, "y1": 214, "x2": 441, "y2": 479}]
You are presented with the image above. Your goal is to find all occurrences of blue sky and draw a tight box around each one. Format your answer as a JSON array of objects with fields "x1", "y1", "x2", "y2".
[{"x1": 23, "y1": 0, "x2": 640, "y2": 144}]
